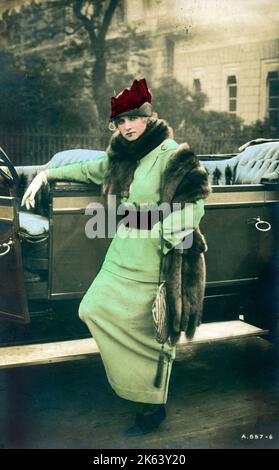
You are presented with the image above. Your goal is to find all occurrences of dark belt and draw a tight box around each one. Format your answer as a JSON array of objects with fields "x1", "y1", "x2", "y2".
[{"x1": 119, "y1": 209, "x2": 162, "y2": 230}]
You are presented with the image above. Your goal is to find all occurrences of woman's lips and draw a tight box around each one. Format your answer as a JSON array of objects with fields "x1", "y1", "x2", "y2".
[{"x1": 126, "y1": 132, "x2": 135, "y2": 137}]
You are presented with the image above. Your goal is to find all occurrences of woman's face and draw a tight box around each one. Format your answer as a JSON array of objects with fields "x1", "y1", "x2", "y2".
[{"x1": 116, "y1": 116, "x2": 148, "y2": 141}]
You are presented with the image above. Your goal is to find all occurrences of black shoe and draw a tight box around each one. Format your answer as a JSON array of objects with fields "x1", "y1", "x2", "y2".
[{"x1": 125, "y1": 405, "x2": 166, "y2": 437}]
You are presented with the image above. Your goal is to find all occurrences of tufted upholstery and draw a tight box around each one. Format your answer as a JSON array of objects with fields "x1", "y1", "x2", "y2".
[
  {"x1": 15, "y1": 153, "x2": 105, "y2": 237},
  {"x1": 15, "y1": 150, "x2": 105, "y2": 197},
  {"x1": 19, "y1": 211, "x2": 49, "y2": 236},
  {"x1": 16, "y1": 142, "x2": 279, "y2": 190},
  {"x1": 234, "y1": 142, "x2": 279, "y2": 184},
  {"x1": 15, "y1": 141, "x2": 279, "y2": 236},
  {"x1": 48, "y1": 148, "x2": 106, "y2": 168},
  {"x1": 201, "y1": 141, "x2": 279, "y2": 185}
]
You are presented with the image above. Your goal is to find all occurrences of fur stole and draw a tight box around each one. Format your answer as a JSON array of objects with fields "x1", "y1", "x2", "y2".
[
  {"x1": 102, "y1": 118, "x2": 173, "y2": 200},
  {"x1": 161, "y1": 144, "x2": 211, "y2": 345}
]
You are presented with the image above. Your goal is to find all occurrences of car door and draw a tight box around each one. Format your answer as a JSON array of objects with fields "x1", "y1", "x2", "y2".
[{"x1": 0, "y1": 147, "x2": 29, "y2": 323}]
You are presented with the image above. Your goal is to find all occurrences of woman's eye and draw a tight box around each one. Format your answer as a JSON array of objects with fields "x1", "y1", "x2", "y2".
[{"x1": 130, "y1": 116, "x2": 137, "y2": 121}]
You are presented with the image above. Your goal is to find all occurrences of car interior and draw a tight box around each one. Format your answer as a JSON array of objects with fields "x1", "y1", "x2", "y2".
[{"x1": 0, "y1": 141, "x2": 278, "y2": 348}]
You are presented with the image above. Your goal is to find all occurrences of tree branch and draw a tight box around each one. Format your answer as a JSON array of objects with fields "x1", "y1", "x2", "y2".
[
  {"x1": 99, "y1": 0, "x2": 119, "y2": 42},
  {"x1": 47, "y1": 23, "x2": 83, "y2": 38},
  {"x1": 65, "y1": 23, "x2": 83, "y2": 36},
  {"x1": 73, "y1": 0, "x2": 96, "y2": 40}
]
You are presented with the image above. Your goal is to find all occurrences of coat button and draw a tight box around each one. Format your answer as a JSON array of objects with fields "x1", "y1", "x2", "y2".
[{"x1": 161, "y1": 144, "x2": 167, "y2": 151}]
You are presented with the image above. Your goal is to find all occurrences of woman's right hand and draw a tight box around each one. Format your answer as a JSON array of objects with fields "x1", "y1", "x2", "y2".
[{"x1": 21, "y1": 170, "x2": 48, "y2": 210}]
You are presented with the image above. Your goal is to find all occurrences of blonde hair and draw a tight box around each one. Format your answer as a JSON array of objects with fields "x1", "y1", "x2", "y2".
[{"x1": 108, "y1": 113, "x2": 158, "y2": 133}]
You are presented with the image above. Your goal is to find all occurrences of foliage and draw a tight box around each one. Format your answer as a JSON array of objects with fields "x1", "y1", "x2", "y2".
[
  {"x1": 152, "y1": 77, "x2": 276, "y2": 154},
  {"x1": 0, "y1": 3, "x2": 276, "y2": 155},
  {"x1": 240, "y1": 119, "x2": 278, "y2": 142},
  {"x1": 0, "y1": 51, "x2": 97, "y2": 131},
  {"x1": 152, "y1": 77, "x2": 208, "y2": 130},
  {"x1": 0, "y1": 0, "x2": 152, "y2": 145},
  {"x1": 0, "y1": 0, "x2": 61, "y2": 19}
]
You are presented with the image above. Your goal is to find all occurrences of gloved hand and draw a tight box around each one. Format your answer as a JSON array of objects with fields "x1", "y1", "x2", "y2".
[{"x1": 21, "y1": 171, "x2": 48, "y2": 210}]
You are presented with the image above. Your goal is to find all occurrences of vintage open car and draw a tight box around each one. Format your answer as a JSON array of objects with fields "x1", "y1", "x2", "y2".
[{"x1": 0, "y1": 140, "x2": 279, "y2": 354}]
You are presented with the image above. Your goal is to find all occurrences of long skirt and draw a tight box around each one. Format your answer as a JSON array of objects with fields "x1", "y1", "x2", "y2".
[{"x1": 78, "y1": 268, "x2": 176, "y2": 404}]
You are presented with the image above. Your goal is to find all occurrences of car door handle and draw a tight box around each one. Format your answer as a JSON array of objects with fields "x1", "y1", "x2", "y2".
[
  {"x1": 247, "y1": 216, "x2": 271, "y2": 232},
  {"x1": 0, "y1": 239, "x2": 14, "y2": 256}
]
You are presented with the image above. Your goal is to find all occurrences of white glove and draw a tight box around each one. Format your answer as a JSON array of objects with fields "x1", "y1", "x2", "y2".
[{"x1": 21, "y1": 171, "x2": 48, "y2": 210}]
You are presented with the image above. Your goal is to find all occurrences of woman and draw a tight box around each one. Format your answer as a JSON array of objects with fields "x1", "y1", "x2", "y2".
[{"x1": 22, "y1": 78, "x2": 210, "y2": 437}]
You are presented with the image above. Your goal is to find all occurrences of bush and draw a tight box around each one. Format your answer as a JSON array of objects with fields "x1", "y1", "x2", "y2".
[{"x1": 0, "y1": 52, "x2": 97, "y2": 132}]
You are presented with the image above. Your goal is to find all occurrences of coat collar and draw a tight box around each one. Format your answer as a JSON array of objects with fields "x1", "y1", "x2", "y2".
[
  {"x1": 106, "y1": 118, "x2": 173, "y2": 163},
  {"x1": 103, "y1": 118, "x2": 173, "y2": 199}
]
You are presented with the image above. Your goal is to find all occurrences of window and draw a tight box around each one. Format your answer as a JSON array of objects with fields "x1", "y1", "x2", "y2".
[
  {"x1": 267, "y1": 71, "x2": 279, "y2": 126},
  {"x1": 227, "y1": 75, "x2": 237, "y2": 113},
  {"x1": 193, "y1": 78, "x2": 201, "y2": 93}
]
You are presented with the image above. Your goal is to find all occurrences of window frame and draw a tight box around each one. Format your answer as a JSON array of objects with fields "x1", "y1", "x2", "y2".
[
  {"x1": 227, "y1": 75, "x2": 237, "y2": 114},
  {"x1": 267, "y1": 71, "x2": 279, "y2": 125}
]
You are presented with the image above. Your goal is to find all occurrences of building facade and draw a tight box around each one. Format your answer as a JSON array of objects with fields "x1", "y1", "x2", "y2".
[
  {"x1": 125, "y1": 0, "x2": 279, "y2": 126},
  {"x1": 174, "y1": 38, "x2": 279, "y2": 125},
  {"x1": 1, "y1": 0, "x2": 278, "y2": 128}
]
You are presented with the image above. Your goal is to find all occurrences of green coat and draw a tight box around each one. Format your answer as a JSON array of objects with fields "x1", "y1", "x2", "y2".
[
  {"x1": 48, "y1": 138, "x2": 205, "y2": 282},
  {"x1": 48, "y1": 138, "x2": 206, "y2": 404}
]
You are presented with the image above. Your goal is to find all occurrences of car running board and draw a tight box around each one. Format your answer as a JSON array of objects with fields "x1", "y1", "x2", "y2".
[{"x1": 0, "y1": 321, "x2": 269, "y2": 369}]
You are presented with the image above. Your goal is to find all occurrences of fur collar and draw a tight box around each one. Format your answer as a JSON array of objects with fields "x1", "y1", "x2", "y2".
[
  {"x1": 102, "y1": 118, "x2": 173, "y2": 199},
  {"x1": 162, "y1": 143, "x2": 211, "y2": 205}
]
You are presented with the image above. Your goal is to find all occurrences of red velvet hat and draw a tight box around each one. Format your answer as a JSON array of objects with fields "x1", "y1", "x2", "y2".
[{"x1": 110, "y1": 78, "x2": 152, "y2": 120}]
